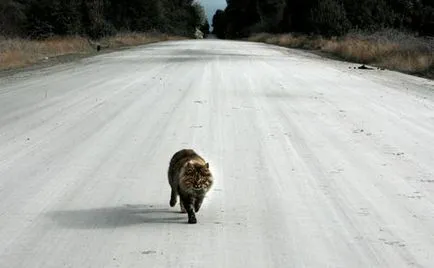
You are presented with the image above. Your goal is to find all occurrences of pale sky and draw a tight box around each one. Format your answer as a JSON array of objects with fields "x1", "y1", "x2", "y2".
[{"x1": 198, "y1": 0, "x2": 226, "y2": 25}]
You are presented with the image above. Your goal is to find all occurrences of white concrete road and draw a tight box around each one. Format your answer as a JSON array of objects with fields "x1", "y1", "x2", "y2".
[{"x1": 1, "y1": 40, "x2": 434, "y2": 268}]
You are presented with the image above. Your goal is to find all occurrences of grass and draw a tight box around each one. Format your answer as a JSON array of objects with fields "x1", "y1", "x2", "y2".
[
  {"x1": 247, "y1": 30, "x2": 433, "y2": 78},
  {"x1": 99, "y1": 32, "x2": 186, "y2": 48},
  {"x1": 0, "y1": 32, "x2": 187, "y2": 70}
]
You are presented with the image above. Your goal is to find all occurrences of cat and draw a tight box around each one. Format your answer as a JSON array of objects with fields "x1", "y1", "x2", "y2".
[{"x1": 168, "y1": 149, "x2": 214, "y2": 224}]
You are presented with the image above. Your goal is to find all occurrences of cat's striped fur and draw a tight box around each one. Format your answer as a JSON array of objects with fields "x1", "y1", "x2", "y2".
[{"x1": 168, "y1": 149, "x2": 213, "y2": 224}]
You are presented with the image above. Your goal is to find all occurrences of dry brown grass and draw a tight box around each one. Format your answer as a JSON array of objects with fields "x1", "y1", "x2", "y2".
[
  {"x1": 248, "y1": 33, "x2": 322, "y2": 49},
  {"x1": 0, "y1": 32, "x2": 188, "y2": 70},
  {"x1": 0, "y1": 36, "x2": 92, "y2": 69},
  {"x1": 100, "y1": 32, "x2": 185, "y2": 48},
  {"x1": 248, "y1": 30, "x2": 433, "y2": 77}
]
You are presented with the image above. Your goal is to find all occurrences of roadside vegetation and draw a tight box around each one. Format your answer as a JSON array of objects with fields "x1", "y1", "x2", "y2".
[
  {"x1": 212, "y1": 0, "x2": 434, "y2": 78},
  {"x1": 0, "y1": 0, "x2": 209, "y2": 70},
  {"x1": 247, "y1": 30, "x2": 433, "y2": 78},
  {"x1": 0, "y1": 33, "x2": 186, "y2": 70}
]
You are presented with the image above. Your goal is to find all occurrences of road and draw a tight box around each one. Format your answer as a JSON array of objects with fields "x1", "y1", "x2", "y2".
[{"x1": 0, "y1": 39, "x2": 433, "y2": 267}]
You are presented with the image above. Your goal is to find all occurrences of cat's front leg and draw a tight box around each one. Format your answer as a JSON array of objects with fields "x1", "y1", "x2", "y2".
[
  {"x1": 180, "y1": 200, "x2": 187, "y2": 213},
  {"x1": 187, "y1": 209, "x2": 197, "y2": 224},
  {"x1": 181, "y1": 195, "x2": 197, "y2": 224},
  {"x1": 194, "y1": 195, "x2": 205, "y2": 212}
]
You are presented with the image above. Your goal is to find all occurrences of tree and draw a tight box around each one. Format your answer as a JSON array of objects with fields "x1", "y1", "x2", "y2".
[
  {"x1": 192, "y1": 1, "x2": 206, "y2": 25},
  {"x1": 0, "y1": 0, "x2": 26, "y2": 36},
  {"x1": 212, "y1": 9, "x2": 227, "y2": 38},
  {"x1": 256, "y1": 0, "x2": 286, "y2": 32},
  {"x1": 200, "y1": 20, "x2": 210, "y2": 37},
  {"x1": 309, "y1": 0, "x2": 350, "y2": 36}
]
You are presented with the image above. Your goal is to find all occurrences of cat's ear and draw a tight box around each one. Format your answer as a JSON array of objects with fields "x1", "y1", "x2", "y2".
[{"x1": 205, "y1": 162, "x2": 209, "y2": 168}]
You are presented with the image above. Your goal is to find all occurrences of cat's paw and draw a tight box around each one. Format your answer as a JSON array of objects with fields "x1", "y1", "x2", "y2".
[
  {"x1": 169, "y1": 199, "x2": 176, "y2": 207},
  {"x1": 188, "y1": 215, "x2": 197, "y2": 224}
]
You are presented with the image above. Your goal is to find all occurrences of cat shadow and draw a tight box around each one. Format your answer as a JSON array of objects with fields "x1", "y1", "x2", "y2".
[{"x1": 46, "y1": 204, "x2": 186, "y2": 229}]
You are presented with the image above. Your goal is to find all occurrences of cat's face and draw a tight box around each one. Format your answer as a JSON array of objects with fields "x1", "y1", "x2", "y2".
[{"x1": 184, "y1": 162, "x2": 213, "y2": 191}]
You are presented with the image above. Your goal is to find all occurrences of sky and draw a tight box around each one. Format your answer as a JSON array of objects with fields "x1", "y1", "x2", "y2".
[{"x1": 199, "y1": 0, "x2": 226, "y2": 25}]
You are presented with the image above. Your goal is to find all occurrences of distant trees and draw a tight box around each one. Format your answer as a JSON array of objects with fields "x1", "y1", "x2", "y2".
[
  {"x1": 212, "y1": 0, "x2": 434, "y2": 38},
  {"x1": 0, "y1": 0, "x2": 27, "y2": 36},
  {"x1": 308, "y1": 0, "x2": 350, "y2": 36},
  {"x1": 212, "y1": 9, "x2": 227, "y2": 39},
  {"x1": 192, "y1": 1, "x2": 210, "y2": 37},
  {"x1": 256, "y1": 0, "x2": 286, "y2": 32},
  {"x1": 0, "y1": 0, "x2": 208, "y2": 39}
]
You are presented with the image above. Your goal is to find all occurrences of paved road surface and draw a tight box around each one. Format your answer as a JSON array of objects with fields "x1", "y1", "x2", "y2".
[{"x1": 1, "y1": 40, "x2": 434, "y2": 267}]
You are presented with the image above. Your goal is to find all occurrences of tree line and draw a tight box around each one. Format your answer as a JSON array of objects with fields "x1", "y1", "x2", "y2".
[
  {"x1": 0, "y1": 0, "x2": 209, "y2": 39},
  {"x1": 212, "y1": 0, "x2": 434, "y2": 39}
]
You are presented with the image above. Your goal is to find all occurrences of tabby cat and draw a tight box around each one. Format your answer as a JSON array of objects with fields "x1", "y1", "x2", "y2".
[{"x1": 168, "y1": 149, "x2": 213, "y2": 224}]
